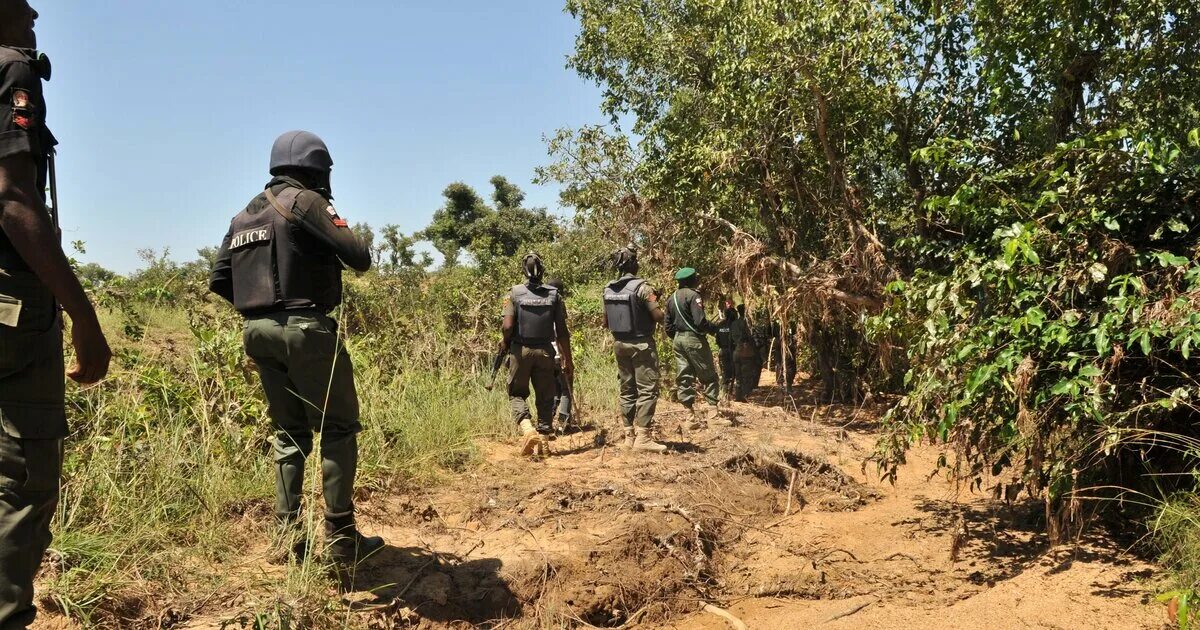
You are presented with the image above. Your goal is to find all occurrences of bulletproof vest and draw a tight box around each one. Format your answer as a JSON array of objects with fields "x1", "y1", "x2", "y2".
[
  {"x1": 604, "y1": 277, "x2": 655, "y2": 340},
  {"x1": 228, "y1": 186, "x2": 342, "y2": 314},
  {"x1": 716, "y1": 322, "x2": 733, "y2": 348},
  {"x1": 511, "y1": 283, "x2": 559, "y2": 345}
]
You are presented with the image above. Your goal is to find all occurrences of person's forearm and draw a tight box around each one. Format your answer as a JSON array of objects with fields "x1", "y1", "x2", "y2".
[
  {"x1": 558, "y1": 335, "x2": 573, "y2": 364},
  {"x1": 302, "y1": 214, "x2": 371, "y2": 272},
  {"x1": 1, "y1": 202, "x2": 98, "y2": 327},
  {"x1": 501, "y1": 313, "x2": 515, "y2": 346}
]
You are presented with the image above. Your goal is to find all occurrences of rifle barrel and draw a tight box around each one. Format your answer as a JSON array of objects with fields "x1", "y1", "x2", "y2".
[{"x1": 48, "y1": 151, "x2": 60, "y2": 236}]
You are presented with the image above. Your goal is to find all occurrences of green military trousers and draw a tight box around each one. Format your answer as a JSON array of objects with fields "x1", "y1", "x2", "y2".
[
  {"x1": 614, "y1": 337, "x2": 659, "y2": 428},
  {"x1": 244, "y1": 311, "x2": 362, "y2": 529},
  {"x1": 0, "y1": 270, "x2": 65, "y2": 630},
  {"x1": 507, "y1": 343, "x2": 557, "y2": 429},
  {"x1": 672, "y1": 331, "x2": 720, "y2": 408}
]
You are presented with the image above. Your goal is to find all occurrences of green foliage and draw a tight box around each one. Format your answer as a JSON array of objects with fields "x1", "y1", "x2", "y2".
[
  {"x1": 375, "y1": 224, "x2": 433, "y2": 273},
  {"x1": 1158, "y1": 490, "x2": 1200, "y2": 630},
  {"x1": 49, "y1": 224, "x2": 622, "y2": 624},
  {"x1": 557, "y1": 0, "x2": 1200, "y2": 544},
  {"x1": 419, "y1": 177, "x2": 558, "y2": 268},
  {"x1": 880, "y1": 128, "x2": 1200, "y2": 530}
]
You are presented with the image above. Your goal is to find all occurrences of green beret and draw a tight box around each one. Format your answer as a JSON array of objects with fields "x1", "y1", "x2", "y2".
[{"x1": 674, "y1": 267, "x2": 697, "y2": 281}]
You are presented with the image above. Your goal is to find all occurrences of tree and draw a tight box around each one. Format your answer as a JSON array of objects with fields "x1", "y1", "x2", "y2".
[
  {"x1": 419, "y1": 177, "x2": 560, "y2": 268},
  {"x1": 555, "y1": 0, "x2": 1200, "y2": 538},
  {"x1": 378, "y1": 224, "x2": 432, "y2": 272},
  {"x1": 420, "y1": 183, "x2": 490, "y2": 267}
]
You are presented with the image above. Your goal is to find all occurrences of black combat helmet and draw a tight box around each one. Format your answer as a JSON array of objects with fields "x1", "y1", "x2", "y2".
[
  {"x1": 523, "y1": 253, "x2": 545, "y2": 283},
  {"x1": 269, "y1": 131, "x2": 334, "y2": 175},
  {"x1": 614, "y1": 245, "x2": 639, "y2": 274}
]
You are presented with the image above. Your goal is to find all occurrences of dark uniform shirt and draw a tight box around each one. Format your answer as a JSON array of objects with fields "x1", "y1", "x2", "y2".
[
  {"x1": 732, "y1": 318, "x2": 754, "y2": 348},
  {"x1": 716, "y1": 318, "x2": 734, "y2": 350},
  {"x1": 665, "y1": 287, "x2": 715, "y2": 336},
  {"x1": 209, "y1": 175, "x2": 371, "y2": 308},
  {"x1": 0, "y1": 47, "x2": 56, "y2": 271}
]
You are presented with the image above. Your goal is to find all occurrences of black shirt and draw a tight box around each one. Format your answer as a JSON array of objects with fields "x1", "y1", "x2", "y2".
[
  {"x1": 209, "y1": 175, "x2": 372, "y2": 307},
  {"x1": 665, "y1": 287, "x2": 715, "y2": 337},
  {"x1": 0, "y1": 47, "x2": 57, "y2": 271}
]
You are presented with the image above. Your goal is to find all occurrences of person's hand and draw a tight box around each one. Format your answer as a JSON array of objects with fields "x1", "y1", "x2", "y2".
[
  {"x1": 562, "y1": 357, "x2": 575, "y2": 381},
  {"x1": 67, "y1": 317, "x2": 111, "y2": 384}
]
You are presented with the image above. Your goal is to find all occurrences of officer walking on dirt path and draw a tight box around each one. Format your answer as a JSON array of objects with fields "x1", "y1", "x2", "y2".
[
  {"x1": 501, "y1": 254, "x2": 573, "y2": 457},
  {"x1": 731, "y1": 304, "x2": 759, "y2": 401},
  {"x1": 665, "y1": 268, "x2": 722, "y2": 423},
  {"x1": 209, "y1": 130, "x2": 383, "y2": 567},
  {"x1": 602, "y1": 246, "x2": 669, "y2": 453},
  {"x1": 544, "y1": 277, "x2": 575, "y2": 433},
  {"x1": 715, "y1": 307, "x2": 737, "y2": 399},
  {"x1": 0, "y1": 4, "x2": 113, "y2": 626}
]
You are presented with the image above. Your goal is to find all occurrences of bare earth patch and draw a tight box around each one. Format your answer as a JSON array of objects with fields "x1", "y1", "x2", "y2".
[{"x1": 34, "y1": 376, "x2": 1165, "y2": 629}]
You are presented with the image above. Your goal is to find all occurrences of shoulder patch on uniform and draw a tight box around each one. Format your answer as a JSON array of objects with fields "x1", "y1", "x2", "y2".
[
  {"x1": 695, "y1": 297, "x2": 703, "y2": 307},
  {"x1": 324, "y1": 203, "x2": 349, "y2": 228},
  {"x1": 11, "y1": 88, "x2": 30, "y2": 110},
  {"x1": 11, "y1": 87, "x2": 33, "y2": 130}
]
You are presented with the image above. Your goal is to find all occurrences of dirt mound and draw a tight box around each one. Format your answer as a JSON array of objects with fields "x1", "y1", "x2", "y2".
[
  {"x1": 722, "y1": 447, "x2": 880, "y2": 512},
  {"x1": 39, "y1": 389, "x2": 1163, "y2": 630}
]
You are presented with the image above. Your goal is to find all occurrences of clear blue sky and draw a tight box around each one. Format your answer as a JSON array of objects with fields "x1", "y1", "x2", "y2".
[{"x1": 35, "y1": 1, "x2": 604, "y2": 272}]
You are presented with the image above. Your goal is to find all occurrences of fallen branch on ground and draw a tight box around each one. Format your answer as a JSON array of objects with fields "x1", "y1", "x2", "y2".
[{"x1": 703, "y1": 603, "x2": 748, "y2": 630}]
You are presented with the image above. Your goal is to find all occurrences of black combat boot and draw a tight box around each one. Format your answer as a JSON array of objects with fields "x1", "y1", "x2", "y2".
[{"x1": 325, "y1": 515, "x2": 385, "y2": 566}]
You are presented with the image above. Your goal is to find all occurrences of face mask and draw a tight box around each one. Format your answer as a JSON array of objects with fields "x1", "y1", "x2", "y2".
[{"x1": 312, "y1": 170, "x2": 333, "y2": 198}]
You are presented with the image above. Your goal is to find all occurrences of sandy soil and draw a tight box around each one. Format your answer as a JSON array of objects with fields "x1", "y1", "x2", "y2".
[{"x1": 35, "y1": 376, "x2": 1167, "y2": 629}]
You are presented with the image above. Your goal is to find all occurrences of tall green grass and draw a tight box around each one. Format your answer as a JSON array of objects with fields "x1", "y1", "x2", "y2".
[{"x1": 45, "y1": 282, "x2": 621, "y2": 627}]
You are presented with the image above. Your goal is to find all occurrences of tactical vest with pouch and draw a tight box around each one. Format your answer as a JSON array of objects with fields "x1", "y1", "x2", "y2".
[
  {"x1": 604, "y1": 277, "x2": 655, "y2": 341},
  {"x1": 511, "y1": 283, "x2": 559, "y2": 345},
  {"x1": 228, "y1": 186, "x2": 342, "y2": 315}
]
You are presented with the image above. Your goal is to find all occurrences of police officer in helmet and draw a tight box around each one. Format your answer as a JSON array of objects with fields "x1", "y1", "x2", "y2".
[
  {"x1": 0, "y1": 3, "x2": 112, "y2": 626},
  {"x1": 602, "y1": 246, "x2": 668, "y2": 452},
  {"x1": 501, "y1": 253, "x2": 572, "y2": 456},
  {"x1": 209, "y1": 131, "x2": 383, "y2": 566}
]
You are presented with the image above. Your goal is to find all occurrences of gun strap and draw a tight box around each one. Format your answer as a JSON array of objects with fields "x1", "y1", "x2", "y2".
[
  {"x1": 264, "y1": 186, "x2": 302, "y2": 225},
  {"x1": 673, "y1": 292, "x2": 702, "y2": 335},
  {"x1": 47, "y1": 151, "x2": 59, "y2": 235}
]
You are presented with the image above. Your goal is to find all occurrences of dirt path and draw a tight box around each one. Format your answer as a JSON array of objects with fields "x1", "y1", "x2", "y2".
[
  {"x1": 39, "y1": 378, "x2": 1166, "y2": 629},
  {"x1": 326, "y1": 380, "x2": 1162, "y2": 628}
]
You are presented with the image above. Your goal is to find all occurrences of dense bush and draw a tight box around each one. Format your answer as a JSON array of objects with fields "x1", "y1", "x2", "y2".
[{"x1": 877, "y1": 129, "x2": 1200, "y2": 537}]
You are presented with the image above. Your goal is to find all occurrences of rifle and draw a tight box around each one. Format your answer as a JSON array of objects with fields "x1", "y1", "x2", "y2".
[
  {"x1": 48, "y1": 151, "x2": 60, "y2": 237},
  {"x1": 484, "y1": 341, "x2": 509, "y2": 391}
]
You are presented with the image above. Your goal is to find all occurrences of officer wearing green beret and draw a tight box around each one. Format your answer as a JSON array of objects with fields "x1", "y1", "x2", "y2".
[{"x1": 665, "y1": 268, "x2": 722, "y2": 422}]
